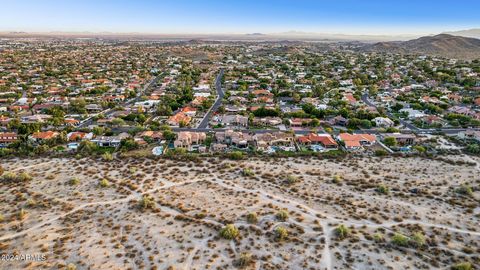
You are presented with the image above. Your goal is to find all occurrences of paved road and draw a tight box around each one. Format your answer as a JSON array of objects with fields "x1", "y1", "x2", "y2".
[
  {"x1": 110, "y1": 126, "x2": 311, "y2": 135},
  {"x1": 197, "y1": 69, "x2": 224, "y2": 129}
]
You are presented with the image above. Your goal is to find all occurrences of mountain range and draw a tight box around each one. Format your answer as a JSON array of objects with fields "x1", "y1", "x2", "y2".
[
  {"x1": 360, "y1": 34, "x2": 480, "y2": 60},
  {"x1": 443, "y1": 28, "x2": 480, "y2": 39}
]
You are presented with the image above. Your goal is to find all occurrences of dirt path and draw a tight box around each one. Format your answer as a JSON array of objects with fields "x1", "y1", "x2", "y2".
[{"x1": 0, "y1": 178, "x2": 204, "y2": 242}]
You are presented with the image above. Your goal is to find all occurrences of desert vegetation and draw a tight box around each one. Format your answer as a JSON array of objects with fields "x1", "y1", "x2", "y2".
[{"x1": 0, "y1": 154, "x2": 478, "y2": 269}]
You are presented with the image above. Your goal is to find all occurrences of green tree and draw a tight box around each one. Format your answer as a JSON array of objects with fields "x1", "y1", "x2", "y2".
[{"x1": 384, "y1": 137, "x2": 397, "y2": 147}]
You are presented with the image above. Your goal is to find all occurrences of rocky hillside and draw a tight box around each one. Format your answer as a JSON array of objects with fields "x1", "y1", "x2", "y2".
[{"x1": 361, "y1": 34, "x2": 480, "y2": 60}]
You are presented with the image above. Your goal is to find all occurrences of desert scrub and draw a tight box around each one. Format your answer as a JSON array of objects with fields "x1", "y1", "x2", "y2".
[
  {"x1": 455, "y1": 185, "x2": 473, "y2": 197},
  {"x1": 334, "y1": 224, "x2": 350, "y2": 240},
  {"x1": 451, "y1": 262, "x2": 473, "y2": 270},
  {"x1": 66, "y1": 263, "x2": 77, "y2": 270},
  {"x1": 1, "y1": 172, "x2": 32, "y2": 183},
  {"x1": 18, "y1": 208, "x2": 27, "y2": 220},
  {"x1": 69, "y1": 177, "x2": 80, "y2": 186},
  {"x1": 276, "y1": 210, "x2": 289, "y2": 221},
  {"x1": 391, "y1": 232, "x2": 410, "y2": 247},
  {"x1": 332, "y1": 175, "x2": 342, "y2": 185},
  {"x1": 376, "y1": 184, "x2": 390, "y2": 195},
  {"x1": 99, "y1": 179, "x2": 110, "y2": 188},
  {"x1": 373, "y1": 233, "x2": 384, "y2": 242},
  {"x1": 0, "y1": 214, "x2": 4, "y2": 222},
  {"x1": 410, "y1": 232, "x2": 426, "y2": 247},
  {"x1": 18, "y1": 172, "x2": 32, "y2": 181},
  {"x1": 242, "y1": 168, "x2": 254, "y2": 177},
  {"x1": 1, "y1": 172, "x2": 17, "y2": 182},
  {"x1": 26, "y1": 199, "x2": 36, "y2": 208},
  {"x1": 102, "y1": 152, "x2": 113, "y2": 161},
  {"x1": 246, "y1": 212, "x2": 258, "y2": 223},
  {"x1": 219, "y1": 224, "x2": 239, "y2": 240},
  {"x1": 285, "y1": 175, "x2": 299, "y2": 185},
  {"x1": 139, "y1": 195, "x2": 155, "y2": 210},
  {"x1": 228, "y1": 151, "x2": 244, "y2": 160},
  {"x1": 236, "y1": 252, "x2": 254, "y2": 268},
  {"x1": 274, "y1": 226, "x2": 288, "y2": 241}
]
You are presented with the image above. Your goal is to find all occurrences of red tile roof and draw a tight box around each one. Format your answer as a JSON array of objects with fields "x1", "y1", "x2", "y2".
[
  {"x1": 32, "y1": 131, "x2": 59, "y2": 140},
  {"x1": 297, "y1": 133, "x2": 337, "y2": 147}
]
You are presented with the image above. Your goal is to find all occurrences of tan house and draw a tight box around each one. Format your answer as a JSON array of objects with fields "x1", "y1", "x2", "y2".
[
  {"x1": 174, "y1": 132, "x2": 207, "y2": 151},
  {"x1": 215, "y1": 130, "x2": 253, "y2": 148},
  {"x1": 168, "y1": 112, "x2": 192, "y2": 126},
  {"x1": 253, "y1": 132, "x2": 295, "y2": 151}
]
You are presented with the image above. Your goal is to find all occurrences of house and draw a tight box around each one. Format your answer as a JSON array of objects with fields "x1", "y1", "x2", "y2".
[
  {"x1": 297, "y1": 133, "x2": 338, "y2": 150},
  {"x1": 193, "y1": 84, "x2": 210, "y2": 92},
  {"x1": 85, "y1": 104, "x2": 103, "y2": 113},
  {"x1": 0, "y1": 132, "x2": 18, "y2": 146},
  {"x1": 343, "y1": 93, "x2": 357, "y2": 105},
  {"x1": 66, "y1": 132, "x2": 93, "y2": 141},
  {"x1": 448, "y1": 106, "x2": 475, "y2": 117},
  {"x1": 167, "y1": 112, "x2": 192, "y2": 126},
  {"x1": 91, "y1": 133, "x2": 130, "y2": 147},
  {"x1": 419, "y1": 115, "x2": 443, "y2": 126},
  {"x1": 192, "y1": 96, "x2": 208, "y2": 107},
  {"x1": 338, "y1": 133, "x2": 376, "y2": 150},
  {"x1": 30, "y1": 131, "x2": 60, "y2": 143},
  {"x1": 400, "y1": 108, "x2": 426, "y2": 119},
  {"x1": 97, "y1": 118, "x2": 114, "y2": 126},
  {"x1": 381, "y1": 133, "x2": 416, "y2": 145},
  {"x1": 212, "y1": 115, "x2": 248, "y2": 127},
  {"x1": 180, "y1": 106, "x2": 197, "y2": 117},
  {"x1": 373, "y1": 117, "x2": 395, "y2": 128},
  {"x1": 174, "y1": 132, "x2": 206, "y2": 151},
  {"x1": 136, "y1": 131, "x2": 163, "y2": 142},
  {"x1": 252, "y1": 117, "x2": 282, "y2": 126},
  {"x1": 225, "y1": 105, "x2": 247, "y2": 113},
  {"x1": 64, "y1": 118, "x2": 80, "y2": 126},
  {"x1": 289, "y1": 118, "x2": 313, "y2": 127},
  {"x1": 253, "y1": 132, "x2": 295, "y2": 151},
  {"x1": 252, "y1": 89, "x2": 273, "y2": 97},
  {"x1": 21, "y1": 114, "x2": 52, "y2": 124},
  {"x1": 215, "y1": 130, "x2": 253, "y2": 148},
  {"x1": 330, "y1": 115, "x2": 348, "y2": 126}
]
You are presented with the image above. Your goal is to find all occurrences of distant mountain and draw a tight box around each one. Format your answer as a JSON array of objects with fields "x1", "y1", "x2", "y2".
[
  {"x1": 443, "y1": 29, "x2": 480, "y2": 39},
  {"x1": 361, "y1": 34, "x2": 480, "y2": 60},
  {"x1": 246, "y1": 33, "x2": 265, "y2": 36}
]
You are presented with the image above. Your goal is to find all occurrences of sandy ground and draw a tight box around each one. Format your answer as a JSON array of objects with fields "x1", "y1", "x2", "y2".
[{"x1": 0, "y1": 154, "x2": 479, "y2": 270}]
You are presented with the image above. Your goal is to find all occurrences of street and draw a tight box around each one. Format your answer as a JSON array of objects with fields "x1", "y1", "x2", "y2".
[{"x1": 197, "y1": 69, "x2": 224, "y2": 129}]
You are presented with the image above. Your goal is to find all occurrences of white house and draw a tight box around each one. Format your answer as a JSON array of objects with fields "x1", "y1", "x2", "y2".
[
  {"x1": 373, "y1": 117, "x2": 395, "y2": 127},
  {"x1": 400, "y1": 108, "x2": 426, "y2": 119}
]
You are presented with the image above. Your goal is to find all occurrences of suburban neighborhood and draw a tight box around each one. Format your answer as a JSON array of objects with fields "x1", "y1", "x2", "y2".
[{"x1": 1, "y1": 39, "x2": 479, "y2": 158}]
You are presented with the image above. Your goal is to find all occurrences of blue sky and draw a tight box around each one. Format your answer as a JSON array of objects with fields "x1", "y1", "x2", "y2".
[{"x1": 1, "y1": 0, "x2": 479, "y2": 35}]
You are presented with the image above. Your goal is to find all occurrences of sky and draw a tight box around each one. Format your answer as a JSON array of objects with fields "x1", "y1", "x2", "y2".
[{"x1": 0, "y1": 0, "x2": 479, "y2": 35}]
